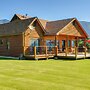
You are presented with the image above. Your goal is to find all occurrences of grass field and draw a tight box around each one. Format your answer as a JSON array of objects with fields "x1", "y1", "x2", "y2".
[{"x1": 0, "y1": 59, "x2": 90, "y2": 90}]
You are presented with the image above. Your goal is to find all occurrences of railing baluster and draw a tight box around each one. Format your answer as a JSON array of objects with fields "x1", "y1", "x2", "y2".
[
  {"x1": 65, "y1": 47, "x2": 67, "y2": 56},
  {"x1": 55, "y1": 46, "x2": 58, "y2": 56}
]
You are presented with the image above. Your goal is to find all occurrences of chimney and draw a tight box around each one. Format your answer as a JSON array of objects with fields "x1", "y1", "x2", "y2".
[{"x1": 25, "y1": 14, "x2": 28, "y2": 16}]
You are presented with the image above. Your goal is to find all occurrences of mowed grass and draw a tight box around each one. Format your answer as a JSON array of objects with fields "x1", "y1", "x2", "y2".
[{"x1": 0, "y1": 59, "x2": 90, "y2": 90}]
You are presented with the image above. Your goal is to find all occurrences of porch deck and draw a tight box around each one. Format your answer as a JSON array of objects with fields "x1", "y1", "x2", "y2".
[
  {"x1": 24, "y1": 53, "x2": 90, "y2": 60},
  {"x1": 25, "y1": 54, "x2": 55, "y2": 60},
  {"x1": 24, "y1": 46, "x2": 90, "y2": 60},
  {"x1": 57, "y1": 53, "x2": 90, "y2": 59}
]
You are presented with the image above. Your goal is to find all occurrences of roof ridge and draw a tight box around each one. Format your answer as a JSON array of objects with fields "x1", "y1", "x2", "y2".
[
  {"x1": 15, "y1": 14, "x2": 30, "y2": 17},
  {"x1": 39, "y1": 18, "x2": 49, "y2": 22},
  {"x1": 47, "y1": 18, "x2": 75, "y2": 23},
  {"x1": 0, "y1": 17, "x2": 36, "y2": 26}
]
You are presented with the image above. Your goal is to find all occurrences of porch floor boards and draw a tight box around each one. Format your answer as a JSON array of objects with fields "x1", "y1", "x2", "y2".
[
  {"x1": 24, "y1": 53, "x2": 90, "y2": 60},
  {"x1": 57, "y1": 53, "x2": 90, "y2": 59},
  {"x1": 25, "y1": 54, "x2": 55, "y2": 60}
]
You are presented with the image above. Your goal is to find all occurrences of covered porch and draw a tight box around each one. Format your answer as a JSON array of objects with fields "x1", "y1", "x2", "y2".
[
  {"x1": 43, "y1": 34, "x2": 86, "y2": 53},
  {"x1": 24, "y1": 34, "x2": 90, "y2": 60},
  {"x1": 24, "y1": 46, "x2": 90, "y2": 60}
]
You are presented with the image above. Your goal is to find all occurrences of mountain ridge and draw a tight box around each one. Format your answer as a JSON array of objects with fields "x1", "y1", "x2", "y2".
[
  {"x1": 80, "y1": 21, "x2": 90, "y2": 36},
  {"x1": 0, "y1": 19, "x2": 9, "y2": 24}
]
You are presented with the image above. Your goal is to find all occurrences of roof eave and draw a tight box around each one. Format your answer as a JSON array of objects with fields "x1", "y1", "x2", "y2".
[{"x1": 75, "y1": 19, "x2": 88, "y2": 38}]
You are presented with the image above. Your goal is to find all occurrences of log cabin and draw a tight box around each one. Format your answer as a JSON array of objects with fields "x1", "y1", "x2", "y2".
[{"x1": 0, "y1": 14, "x2": 88, "y2": 58}]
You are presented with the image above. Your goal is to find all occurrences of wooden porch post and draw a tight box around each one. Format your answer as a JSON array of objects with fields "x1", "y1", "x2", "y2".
[
  {"x1": 85, "y1": 47, "x2": 87, "y2": 58},
  {"x1": 76, "y1": 37, "x2": 78, "y2": 47},
  {"x1": 65, "y1": 47, "x2": 68, "y2": 56},
  {"x1": 60, "y1": 40, "x2": 62, "y2": 50},
  {"x1": 84, "y1": 38, "x2": 87, "y2": 58},
  {"x1": 70, "y1": 40, "x2": 72, "y2": 51},
  {"x1": 45, "y1": 46, "x2": 47, "y2": 55},
  {"x1": 34, "y1": 46, "x2": 37, "y2": 59},
  {"x1": 55, "y1": 35, "x2": 57, "y2": 46},
  {"x1": 75, "y1": 46, "x2": 77, "y2": 59},
  {"x1": 65, "y1": 35, "x2": 68, "y2": 56},
  {"x1": 55, "y1": 35, "x2": 58, "y2": 56},
  {"x1": 45, "y1": 46, "x2": 48, "y2": 59},
  {"x1": 23, "y1": 32, "x2": 25, "y2": 56},
  {"x1": 55, "y1": 46, "x2": 58, "y2": 56}
]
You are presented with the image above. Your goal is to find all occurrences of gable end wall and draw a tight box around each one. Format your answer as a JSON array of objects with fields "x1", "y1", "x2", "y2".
[{"x1": 59, "y1": 21, "x2": 85, "y2": 37}]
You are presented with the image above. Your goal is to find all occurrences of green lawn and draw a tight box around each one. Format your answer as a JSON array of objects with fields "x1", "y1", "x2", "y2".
[{"x1": 0, "y1": 59, "x2": 90, "y2": 90}]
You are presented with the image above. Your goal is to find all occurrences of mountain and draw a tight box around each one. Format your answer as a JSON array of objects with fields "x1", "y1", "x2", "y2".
[
  {"x1": 0, "y1": 19, "x2": 9, "y2": 24},
  {"x1": 80, "y1": 21, "x2": 90, "y2": 36}
]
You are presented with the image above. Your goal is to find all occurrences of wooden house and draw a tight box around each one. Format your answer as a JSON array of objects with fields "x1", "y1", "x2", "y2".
[{"x1": 0, "y1": 14, "x2": 88, "y2": 58}]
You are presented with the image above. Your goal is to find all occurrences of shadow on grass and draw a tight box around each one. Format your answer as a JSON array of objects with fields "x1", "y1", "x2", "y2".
[
  {"x1": 0, "y1": 56, "x2": 19, "y2": 60},
  {"x1": 54, "y1": 57, "x2": 86, "y2": 61},
  {"x1": 0, "y1": 56, "x2": 88, "y2": 61},
  {"x1": 53, "y1": 56, "x2": 76, "y2": 61}
]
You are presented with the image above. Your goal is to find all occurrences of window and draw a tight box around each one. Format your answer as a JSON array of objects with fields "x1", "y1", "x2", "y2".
[
  {"x1": 46, "y1": 40, "x2": 55, "y2": 47},
  {"x1": 0, "y1": 40, "x2": 3, "y2": 45},
  {"x1": 30, "y1": 38, "x2": 40, "y2": 47},
  {"x1": 30, "y1": 38, "x2": 40, "y2": 54},
  {"x1": 46, "y1": 40, "x2": 55, "y2": 51},
  {"x1": 72, "y1": 40, "x2": 75, "y2": 47},
  {"x1": 62, "y1": 40, "x2": 65, "y2": 47},
  {"x1": 68, "y1": 40, "x2": 71, "y2": 47}
]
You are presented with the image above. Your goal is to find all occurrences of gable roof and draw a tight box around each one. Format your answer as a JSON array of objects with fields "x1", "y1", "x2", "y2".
[
  {"x1": 10, "y1": 14, "x2": 30, "y2": 22},
  {"x1": 44, "y1": 18, "x2": 88, "y2": 38},
  {"x1": 0, "y1": 17, "x2": 36, "y2": 36},
  {"x1": 10, "y1": 14, "x2": 46, "y2": 32},
  {"x1": 45, "y1": 18, "x2": 75, "y2": 35}
]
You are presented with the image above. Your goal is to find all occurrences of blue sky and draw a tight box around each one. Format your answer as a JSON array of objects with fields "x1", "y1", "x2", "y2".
[{"x1": 0, "y1": 0, "x2": 90, "y2": 21}]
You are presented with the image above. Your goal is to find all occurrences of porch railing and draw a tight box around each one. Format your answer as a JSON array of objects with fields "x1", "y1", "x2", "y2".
[{"x1": 26, "y1": 46, "x2": 90, "y2": 59}]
